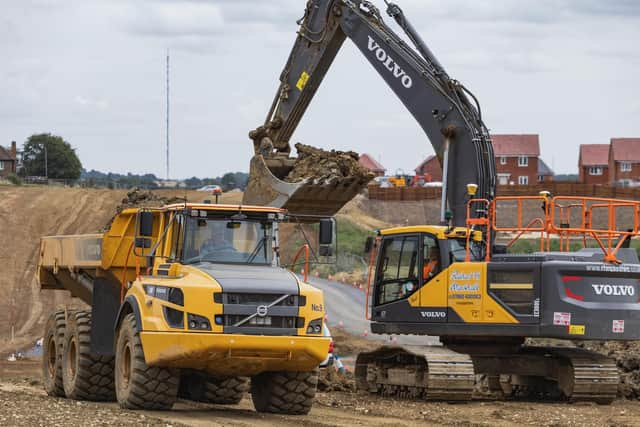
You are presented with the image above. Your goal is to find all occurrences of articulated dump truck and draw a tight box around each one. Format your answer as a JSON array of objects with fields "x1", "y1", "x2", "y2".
[{"x1": 38, "y1": 203, "x2": 332, "y2": 414}]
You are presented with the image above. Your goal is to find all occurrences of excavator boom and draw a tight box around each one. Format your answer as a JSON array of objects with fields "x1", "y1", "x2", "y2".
[{"x1": 244, "y1": 0, "x2": 495, "y2": 222}]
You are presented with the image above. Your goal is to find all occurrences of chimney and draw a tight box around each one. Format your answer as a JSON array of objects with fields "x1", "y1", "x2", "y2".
[{"x1": 10, "y1": 141, "x2": 16, "y2": 159}]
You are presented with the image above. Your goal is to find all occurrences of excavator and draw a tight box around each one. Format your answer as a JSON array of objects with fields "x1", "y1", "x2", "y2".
[{"x1": 244, "y1": 0, "x2": 640, "y2": 403}]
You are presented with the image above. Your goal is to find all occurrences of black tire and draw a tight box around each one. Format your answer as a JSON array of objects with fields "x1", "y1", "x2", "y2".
[
  {"x1": 251, "y1": 370, "x2": 318, "y2": 415},
  {"x1": 42, "y1": 310, "x2": 66, "y2": 397},
  {"x1": 62, "y1": 310, "x2": 116, "y2": 401},
  {"x1": 115, "y1": 313, "x2": 179, "y2": 410},
  {"x1": 179, "y1": 371, "x2": 248, "y2": 405}
]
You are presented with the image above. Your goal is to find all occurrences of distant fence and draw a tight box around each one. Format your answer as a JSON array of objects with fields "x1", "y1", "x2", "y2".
[{"x1": 368, "y1": 183, "x2": 640, "y2": 201}]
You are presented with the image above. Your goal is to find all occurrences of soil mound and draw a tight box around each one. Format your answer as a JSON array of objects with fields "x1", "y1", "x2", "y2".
[
  {"x1": 103, "y1": 188, "x2": 186, "y2": 231},
  {"x1": 285, "y1": 143, "x2": 372, "y2": 183},
  {"x1": 317, "y1": 368, "x2": 356, "y2": 393}
]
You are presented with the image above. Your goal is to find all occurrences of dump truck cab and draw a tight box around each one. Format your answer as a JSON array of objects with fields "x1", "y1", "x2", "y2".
[{"x1": 39, "y1": 203, "x2": 331, "y2": 414}]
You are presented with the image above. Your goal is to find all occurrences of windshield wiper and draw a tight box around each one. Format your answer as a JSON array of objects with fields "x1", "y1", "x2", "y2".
[{"x1": 246, "y1": 237, "x2": 267, "y2": 263}]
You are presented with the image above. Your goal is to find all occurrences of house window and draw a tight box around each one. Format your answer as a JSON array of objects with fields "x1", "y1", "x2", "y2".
[
  {"x1": 518, "y1": 176, "x2": 529, "y2": 185},
  {"x1": 518, "y1": 156, "x2": 528, "y2": 167},
  {"x1": 538, "y1": 175, "x2": 544, "y2": 183},
  {"x1": 588, "y1": 167, "x2": 603, "y2": 176},
  {"x1": 0, "y1": 161, "x2": 4, "y2": 171},
  {"x1": 500, "y1": 156, "x2": 507, "y2": 165},
  {"x1": 620, "y1": 162, "x2": 632, "y2": 172}
]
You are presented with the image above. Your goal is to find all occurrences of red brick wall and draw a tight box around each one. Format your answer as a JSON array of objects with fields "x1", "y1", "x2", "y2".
[
  {"x1": 496, "y1": 156, "x2": 538, "y2": 185},
  {"x1": 580, "y1": 166, "x2": 608, "y2": 185},
  {"x1": 609, "y1": 161, "x2": 640, "y2": 184},
  {"x1": 416, "y1": 157, "x2": 443, "y2": 181}
]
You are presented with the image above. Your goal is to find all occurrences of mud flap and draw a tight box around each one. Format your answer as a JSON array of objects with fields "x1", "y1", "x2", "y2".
[{"x1": 90, "y1": 278, "x2": 120, "y2": 356}]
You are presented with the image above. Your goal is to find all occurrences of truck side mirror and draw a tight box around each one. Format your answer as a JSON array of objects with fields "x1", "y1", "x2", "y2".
[
  {"x1": 319, "y1": 219, "x2": 334, "y2": 245},
  {"x1": 135, "y1": 211, "x2": 154, "y2": 250},
  {"x1": 138, "y1": 211, "x2": 154, "y2": 237},
  {"x1": 364, "y1": 236, "x2": 374, "y2": 254}
]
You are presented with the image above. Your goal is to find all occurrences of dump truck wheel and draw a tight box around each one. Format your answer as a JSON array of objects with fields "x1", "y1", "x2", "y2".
[
  {"x1": 179, "y1": 371, "x2": 248, "y2": 404},
  {"x1": 251, "y1": 370, "x2": 318, "y2": 415},
  {"x1": 62, "y1": 310, "x2": 116, "y2": 401},
  {"x1": 42, "y1": 310, "x2": 66, "y2": 396},
  {"x1": 115, "y1": 313, "x2": 179, "y2": 410}
]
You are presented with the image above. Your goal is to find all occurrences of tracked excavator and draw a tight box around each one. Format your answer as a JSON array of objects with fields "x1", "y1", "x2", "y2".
[{"x1": 245, "y1": 0, "x2": 640, "y2": 403}]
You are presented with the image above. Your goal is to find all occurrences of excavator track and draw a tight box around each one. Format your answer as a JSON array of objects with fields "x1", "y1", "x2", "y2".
[
  {"x1": 355, "y1": 346, "x2": 475, "y2": 401},
  {"x1": 475, "y1": 346, "x2": 619, "y2": 404},
  {"x1": 356, "y1": 345, "x2": 620, "y2": 404},
  {"x1": 551, "y1": 347, "x2": 619, "y2": 404}
]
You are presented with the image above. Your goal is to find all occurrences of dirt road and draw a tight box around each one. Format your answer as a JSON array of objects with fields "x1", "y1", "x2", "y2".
[{"x1": 2, "y1": 360, "x2": 640, "y2": 427}]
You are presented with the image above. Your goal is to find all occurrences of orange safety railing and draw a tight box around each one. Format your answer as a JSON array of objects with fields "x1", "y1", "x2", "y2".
[
  {"x1": 492, "y1": 195, "x2": 550, "y2": 252},
  {"x1": 291, "y1": 244, "x2": 310, "y2": 282},
  {"x1": 549, "y1": 196, "x2": 640, "y2": 263},
  {"x1": 465, "y1": 195, "x2": 640, "y2": 264}
]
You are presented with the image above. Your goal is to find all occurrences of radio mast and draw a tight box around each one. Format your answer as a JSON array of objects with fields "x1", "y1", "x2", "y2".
[{"x1": 165, "y1": 50, "x2": 170, "y2": 180}]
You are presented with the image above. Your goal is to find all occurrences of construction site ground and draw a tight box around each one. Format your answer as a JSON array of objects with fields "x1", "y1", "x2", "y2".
[
  {"x1": 3, "y1": 357, "x2": 640, "y2": 427},
  {"x1": 1, "y1": 186, "x2": 640, "y2": 426}
]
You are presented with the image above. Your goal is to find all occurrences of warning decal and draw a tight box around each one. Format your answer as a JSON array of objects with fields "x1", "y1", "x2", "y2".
[
  {"x1": 613, "y1": 320, "x2": 625, "y2": 333},
  {"x1": 553, "y1": 312, "x2": 571, "y2": 326}
]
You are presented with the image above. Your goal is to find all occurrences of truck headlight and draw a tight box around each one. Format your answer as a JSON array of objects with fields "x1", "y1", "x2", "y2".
[
  {"x1": 144, "y1": 285, "x2": 184, "y2": 306},
  {"x1": 187, "y1": 313, "x2": 211, "y2": 331},
  {"x1": 306, "y1": 318, "x2": 323, "y2": 334}
]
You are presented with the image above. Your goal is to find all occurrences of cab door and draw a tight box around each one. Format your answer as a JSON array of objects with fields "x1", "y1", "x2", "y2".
[{"x1": 418, "y1": 234, "x2": 448, "y2": 320}]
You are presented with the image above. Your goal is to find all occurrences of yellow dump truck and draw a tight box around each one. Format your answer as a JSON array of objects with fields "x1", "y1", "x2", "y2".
[{"x1": 38, "y1": 202, "x2": 332, "y2": 414}]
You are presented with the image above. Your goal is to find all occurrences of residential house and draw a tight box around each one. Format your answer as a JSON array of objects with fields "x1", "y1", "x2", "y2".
[
  {"x1": 538, "y1": 159, "x2": 554, "y2": 184},
  {"x1": 578, "y1": 144, "x2": 609, "y2": 185},
  {"x1": 609, "y1": 138, "x2": 640, "y2": 185},
  {"x1": 359, "y1": 153, "x2": 386, "y2": 177},
  {"x1": 414, "y1": 134, "x2": 545, "y2": 186},
  {"x1": 414, "y1": 154, "x2": 443, "y2": 182},
  {"x1": 493, "y1": 134, "x2": 540, "y2": 185},
  {"x1": 0, "y1": 141, "x2": 17, "y2": 178}
]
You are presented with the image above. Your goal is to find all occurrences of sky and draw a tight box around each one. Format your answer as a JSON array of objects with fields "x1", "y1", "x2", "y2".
[{"x1": 1, "y1": 0, "x2": 639, "y2": 178}]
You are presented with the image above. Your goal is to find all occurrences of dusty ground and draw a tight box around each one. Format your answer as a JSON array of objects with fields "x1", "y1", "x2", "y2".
[{"x1": 2, "y1": 359, "x2": 640, "y2": 427}]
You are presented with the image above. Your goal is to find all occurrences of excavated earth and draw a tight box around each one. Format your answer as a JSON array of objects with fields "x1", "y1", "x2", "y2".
[{"x1": 285, "y1": 143, "x2": 372, "y2": 183}]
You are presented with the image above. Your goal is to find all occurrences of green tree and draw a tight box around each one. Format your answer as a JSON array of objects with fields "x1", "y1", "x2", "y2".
[{"x1": 20, "y1": 133, "x2": 82, "y2": 180}]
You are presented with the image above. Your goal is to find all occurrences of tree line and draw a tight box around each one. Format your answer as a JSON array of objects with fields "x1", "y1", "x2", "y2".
[{"x1": 11, "y1": 133, "x2": 248, "y2": 190}]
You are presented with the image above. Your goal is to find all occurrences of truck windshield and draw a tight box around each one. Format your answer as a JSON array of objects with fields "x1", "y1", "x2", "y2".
[{"x1": 182, "y1": 217, "x2": 274, "y2": 265}]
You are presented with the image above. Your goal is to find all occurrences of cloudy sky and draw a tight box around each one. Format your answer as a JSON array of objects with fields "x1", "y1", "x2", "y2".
[{"x1": 1, "y1": 0, "x2": 639, "y2": 178}]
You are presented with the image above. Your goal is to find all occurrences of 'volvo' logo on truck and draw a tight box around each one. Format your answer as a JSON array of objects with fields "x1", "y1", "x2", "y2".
[
  {"x1": 367, "y1": 36, "x2": 413, "y2": 89},
  {"x1": 592, "y1": 284, "x2": 635, "y2": 296},
  {"x1": 256, "y1": 305, "x2": 269, "y2": 317},
  {"x1": 421, "y1": 311, "x2": 446, "y2": 318}
]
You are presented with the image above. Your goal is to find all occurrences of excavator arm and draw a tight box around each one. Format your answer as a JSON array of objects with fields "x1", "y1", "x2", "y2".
[{"x1": 245, "y1": 0, "x2": 496, "y2": 224}]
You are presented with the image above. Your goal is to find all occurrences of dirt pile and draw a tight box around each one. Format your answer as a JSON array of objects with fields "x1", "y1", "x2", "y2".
[
  {"x1": 317, "y1": 368, "x2": 356, "y2": 393},
  {"x1": 102, "y1": 188, "x2": 186, "y2": 231},
  {"x1": 285, "y1": 143, "x2": 372, "y2": 183},
  {"x1": 331, "y1": 327, "x2": 380, "y2": 355},
  {"x1": 578, "y1": 341, "x2": 640, "y2": 399}
]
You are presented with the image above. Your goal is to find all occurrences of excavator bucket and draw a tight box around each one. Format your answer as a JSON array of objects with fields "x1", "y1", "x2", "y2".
[{"x1": 243, "y1": 154, "x2": 372, "y2": 217}]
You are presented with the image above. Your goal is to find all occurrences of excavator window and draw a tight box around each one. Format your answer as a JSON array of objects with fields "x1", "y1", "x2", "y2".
[
  {"x1": 375, "y1": 235, "x2": 419, "y2": 305},
  {"x1": 422, "y1": 236, "x2": 440, "y2": 282}
]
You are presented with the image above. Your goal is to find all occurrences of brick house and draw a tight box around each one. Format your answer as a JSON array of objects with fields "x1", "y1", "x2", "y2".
[
  {"x1": 578, "y1": 144, "x2": 609, "y2": 185},
  {"x1": 414, "y1": 154, "x2": 443, "y2": 182},
  {"x1": 609, "y1": 138, "x2": 640, "y2": 185},
  {"x1": 492, "y1": 134, "x2": 540, "y2": 185},
  {"x1": 414, "y1": 134, "x2": 546, "y2": 186},
  {"x1": 0, "y1": 141, "x2": 17, "y2": 178},
  {"x1": 358, "y1": 153, "x2": 386, "y2": 177}
]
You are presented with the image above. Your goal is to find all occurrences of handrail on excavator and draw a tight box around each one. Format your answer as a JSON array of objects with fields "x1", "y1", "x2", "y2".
[{"x1": 466, "y1": 195, "x2": 640, "y2": 264}]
